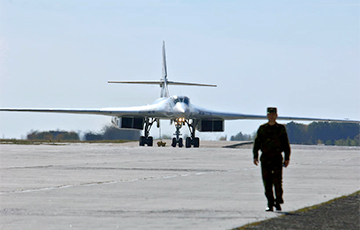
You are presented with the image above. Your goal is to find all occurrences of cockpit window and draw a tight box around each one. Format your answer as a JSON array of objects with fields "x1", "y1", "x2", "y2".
[
  {"x1": 172, "y1": 96, "x2": 190, "y2": 105},
  {"x1": 183, "y1": 97, "x2": 189, "y2": 105},
  {"x1": 173, "y1": 97, "x2": 180, "y2": 104}
]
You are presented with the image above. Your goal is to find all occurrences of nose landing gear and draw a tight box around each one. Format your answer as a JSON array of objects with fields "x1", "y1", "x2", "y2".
[
  {"x1": 171, "y1": 118, "x2": 200, "y2": 148},
  {"x1": 171, "y1": 118, "x2": 184, "y2": 147}
]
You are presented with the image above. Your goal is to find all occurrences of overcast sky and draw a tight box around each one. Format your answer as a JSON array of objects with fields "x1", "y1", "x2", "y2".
[{"x1": 0, "y1": 0, "x2": 359, "y2": 140}]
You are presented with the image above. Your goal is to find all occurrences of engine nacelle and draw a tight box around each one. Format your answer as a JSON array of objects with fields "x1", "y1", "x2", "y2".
[
  {"x1": 197, "y1": 119, "x2": 224, "y2": 132},
  {"x1": 111, "y1": 116, "x2": 144, "y2": 130}
]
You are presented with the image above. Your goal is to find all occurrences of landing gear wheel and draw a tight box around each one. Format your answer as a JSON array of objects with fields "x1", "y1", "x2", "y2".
[
  {"x1": 140, "y1": 136, "x2": 153, "y2": 146},
  {"x1": 147, "y1": 136, "x2": 153, "y2": 146},
  {"x1": 186, "y1": 137, "x2": 191, "y2": 148},
  {"x1": 172, "y1": 138, "x2": 177, "y2": 147},
  {"x1": 139, "y1": 136, "x2": 145, "y2": 146},
  {"x1": 193, "y1": 137, "x2": 200, "y2": 148},
  {"x1": 178, "y1": 138, "x2": 183, "y2": 148}
]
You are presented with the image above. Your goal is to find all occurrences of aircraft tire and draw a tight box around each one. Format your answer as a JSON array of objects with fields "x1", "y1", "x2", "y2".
[
  {"x1": 171, "y1": 138, "x2": 177, "y2": 147},
  {"x1": 178, "y1": 138, "x2": 183, "y2": 148},
  {"x1": 185, "y1": 137, "x2": 191, "y2": 148},
  {"x1": 147, "y1": 136, "x2": 153, "y2": 146},
  {"x1": 193, "y1": 137, "x2": 200, "y2": 148},
  {"x1": 139, "y1": 136, "x2": 145, "y2": 146}
]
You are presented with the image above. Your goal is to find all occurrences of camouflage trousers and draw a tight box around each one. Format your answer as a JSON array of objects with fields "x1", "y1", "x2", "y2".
[{"x1": 261, "y1": 159, "x2": 284, "y2": 207}]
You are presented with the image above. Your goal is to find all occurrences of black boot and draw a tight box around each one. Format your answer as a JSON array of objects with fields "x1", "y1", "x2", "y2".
[
  {"x1": 275, "y1": 203, "x2": 281, "y2": 211},
  {"x1": 266, "y1": 202, "x2": 274, "y2": 212}
]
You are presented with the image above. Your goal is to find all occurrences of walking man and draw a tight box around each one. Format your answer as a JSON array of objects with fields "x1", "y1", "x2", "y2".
[{"x1": 253, "y1": 107, "x2": 291, "y2": 211}]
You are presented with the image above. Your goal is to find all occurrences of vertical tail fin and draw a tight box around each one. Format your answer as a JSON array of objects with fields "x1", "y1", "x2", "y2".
[
  {"x1": 108, "y1": 41, "x2": 216, "y2": 96},
  {"x1": 161, "y1": 41, "x2": 170, "y2": 98}
]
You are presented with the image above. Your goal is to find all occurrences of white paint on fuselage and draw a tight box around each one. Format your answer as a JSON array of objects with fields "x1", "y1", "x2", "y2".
[{"x1": 152, "y1": 96, "x2": 191, "y2": 119}]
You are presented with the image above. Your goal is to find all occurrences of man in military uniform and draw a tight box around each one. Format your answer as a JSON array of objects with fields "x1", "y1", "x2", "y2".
[{"x1": 253, "y1": 107, "x2": 291, "y2": 211}]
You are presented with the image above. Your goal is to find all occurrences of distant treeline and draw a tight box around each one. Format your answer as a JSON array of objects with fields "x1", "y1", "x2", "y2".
[
  {"x1": 286, "y1": 122, "x2": 359, "y2": 146},
  {"x1": 231, "y1": 122, "x2": 359, "y2": 146},
  {"x1": 26, "y1": 122, "x2": 359, "y2": 146},
  {"x1": 27, "y1": 125, "x2": 140, "y2": 141},
  {"x1": 230, "y1": 132, "x2": 255, "y2": 141},
  {"x1": 27, "y1": 130, "x2": 79, "y2": 140},
  {"x1": 84, "y1": 125, "x2": 140, "y2": 141}
]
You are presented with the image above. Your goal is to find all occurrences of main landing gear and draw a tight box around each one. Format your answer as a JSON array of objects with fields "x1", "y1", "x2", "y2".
[
  {"x1": 139, "y1": 118, "x2": 156, "y2": 146},
  {"x1": 171, "y1": 118, "x2": 200, "y2": 148}
]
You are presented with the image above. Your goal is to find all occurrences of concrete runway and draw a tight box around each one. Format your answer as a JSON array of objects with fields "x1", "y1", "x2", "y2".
[{"x1": 0, "y1": 141, "x2": 359, "y2": 230}]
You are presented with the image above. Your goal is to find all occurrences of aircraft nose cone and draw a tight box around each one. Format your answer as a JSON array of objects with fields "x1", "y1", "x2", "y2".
[{"x1": 174, "y1": 102, "x2": 190, "y2": 117}]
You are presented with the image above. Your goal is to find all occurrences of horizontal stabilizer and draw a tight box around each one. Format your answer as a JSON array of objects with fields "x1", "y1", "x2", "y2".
[
  {"x1": 167, "y1": 81, "x2": 216, "y2": 87},
  {"x1": 108, "y1": 81, "x2": 161, "y2": 85},
  {"x1": 108, "y1": 80, "x2": 216, "y2": 87}
]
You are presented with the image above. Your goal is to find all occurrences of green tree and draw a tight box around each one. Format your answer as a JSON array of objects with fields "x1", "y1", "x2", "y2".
[
  {"x1": 230, "y1": 132, "x2": 253, "y2": 141},
  {"x1": 285, "y1": 122, "x2": 309, "y2": 144},
  {"x1": 325, "y1": 140, "x2": 332, "y2": 145},
  {"x1": 287, "y1": 122, "x2": 359, "y2": 146},
  {"x1": 83, "y1": 125, "x2": 141, "y2": 141},
  {"x1": 102, "y1": 125, "x2": 140, "y2": 140},
  {"x1": 84, "y1": 132, "x2": 103, "y2": 141},
  {"x1": 27, "y1": 130, "x2": 79, "y2": 140}
]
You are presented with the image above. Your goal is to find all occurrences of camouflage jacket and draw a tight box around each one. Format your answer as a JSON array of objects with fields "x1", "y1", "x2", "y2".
[{"x1": 253, "y1": 122, "x2": 291, "y2": 161}]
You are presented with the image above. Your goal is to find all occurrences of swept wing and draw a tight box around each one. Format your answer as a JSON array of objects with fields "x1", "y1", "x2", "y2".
[
  {"x1": 0, "y1": 105, "x2": 164, "y2": 117},
  {"x1": 188, "y1": 106, "x2": 360, "y2": 123},
  {"x1": 1, "y1": 105, "x2": 358, "y2": 124}
]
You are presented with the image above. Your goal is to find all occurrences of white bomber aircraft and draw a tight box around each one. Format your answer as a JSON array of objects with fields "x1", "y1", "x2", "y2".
[{"x1": 1, "y1": 42, "x2": 359, "y2": 147}]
